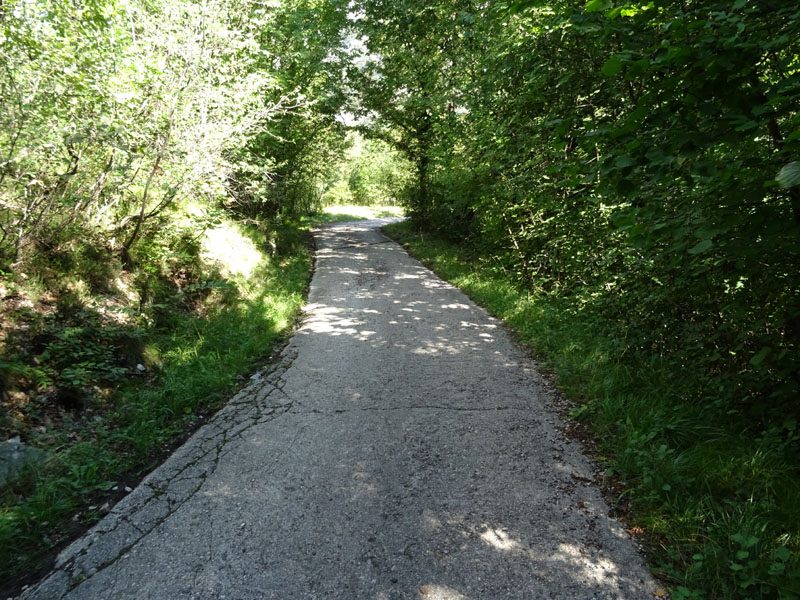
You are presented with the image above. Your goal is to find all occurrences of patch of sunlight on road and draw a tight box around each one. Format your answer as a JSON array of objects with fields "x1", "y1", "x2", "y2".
[
  {"x1": 418, "y1": 584, "x2": 470, "y2": 599},
  {"x1": 377, "y1": 587, "x2": 468, "y2": 600},
  {"x1": 323, "y1": 204, "x2": 405, "y2": 220},
  {"x1": 556, "y1": 542, "x2": 622, "y2": 585},
  {"x1": 302, "y1": 303, "x2": 382, "y2": 342},
  {"x1": 480, "y1": 527, "x2": 521, "y2": 551}
]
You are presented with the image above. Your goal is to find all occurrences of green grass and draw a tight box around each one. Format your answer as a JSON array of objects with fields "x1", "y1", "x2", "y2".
[
  {"x1": 0, "y1": 219, "x2": 317, "y2": 593},
  {"x1": 384, "y1": 220, "x2": 800, "y2": 600}
]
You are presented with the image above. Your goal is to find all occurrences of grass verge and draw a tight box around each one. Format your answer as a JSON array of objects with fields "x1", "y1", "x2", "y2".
[
  {"x1": 384, "y1": 220, "x2": 799, "y2": 600},
  {"x1": 0, "y1": 232, "x2": 310, "y2": 595}
]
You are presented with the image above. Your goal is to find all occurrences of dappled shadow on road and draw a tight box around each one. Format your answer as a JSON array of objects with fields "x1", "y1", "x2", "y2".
[
  {"x1": 17, "y1": 219, "x2": 653, "y2": 600},
  {"x1": 182, "y1": 219, "x2": 655, "y2": 598},
  {"x1": 307, "y1": 227, "x2": 502, "y2": 352},
  {"x1": 196, "y1": 409, "x2": 649, "y2": 598}
]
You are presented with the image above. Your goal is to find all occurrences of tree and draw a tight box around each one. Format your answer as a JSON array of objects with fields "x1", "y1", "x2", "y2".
[{"x1": 348, "y1": 0, "x2": 473, "y2": 219}]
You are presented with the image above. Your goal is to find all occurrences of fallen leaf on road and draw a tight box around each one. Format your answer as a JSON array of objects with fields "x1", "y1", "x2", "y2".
[{"x1": 626, "y1": 526, "x2": 646, "y2": 536}]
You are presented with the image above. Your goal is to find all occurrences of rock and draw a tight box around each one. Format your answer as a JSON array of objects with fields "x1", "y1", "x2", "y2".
[
  {"x1": 0, "y1": 436, "x2": 46, "y2": 486},
  {"x1": 136, "y1": 364, "x2": 146, "y2": 372}
]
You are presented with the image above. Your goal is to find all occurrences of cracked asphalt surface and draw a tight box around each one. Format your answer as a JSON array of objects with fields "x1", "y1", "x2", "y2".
[{"x1": 20, "y1": 219, "x2": 658, "y2": 599}]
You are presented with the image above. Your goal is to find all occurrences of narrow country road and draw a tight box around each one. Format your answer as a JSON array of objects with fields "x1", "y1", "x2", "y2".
[{"x1": 22, "y1": 219, "x2": 658, "y2": 600}]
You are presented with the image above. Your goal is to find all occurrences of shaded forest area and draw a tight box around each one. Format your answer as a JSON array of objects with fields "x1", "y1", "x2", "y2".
[{"x1": 2, "y1": 0, "x2": 799, "y2": 598}]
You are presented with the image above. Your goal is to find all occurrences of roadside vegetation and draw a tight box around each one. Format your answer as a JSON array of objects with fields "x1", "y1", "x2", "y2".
[
  {"x1": 0, "y1": 220, "x2": 312, "y2": 589},
  {"x1": 0, "y1": 0, "x2": 407, "y2": 590},
  {"x1": 0, "y1": 202, "x2": 402, "y2": 593},
  {"x1": 352, "y1": 1, "x2": 798, "y2": 598},
  {"x1": 385, "y1": 220, "x2": 799, "y2": 600},
  {"x1": 2, "y1": 0, "x2": 798, "y2": 598},
  {"x1": 0, "y1": 0, "x2": 344, "y2": 588}
]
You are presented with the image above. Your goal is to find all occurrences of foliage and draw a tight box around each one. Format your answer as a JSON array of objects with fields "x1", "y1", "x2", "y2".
[
  {"x1": 349, "y1": 0, "x2": 800, "y2": 431},
  {"x1": 346, "y1": 0, "x2": 468, "y2": 216},
  {"x1": 36, "y1": 307, "x2": 144, "y2": 393},
  {"x1": 3, "y1": 0, "x2": 800, "y2": 597},
  {"x1": 0, "y1": 0, "x2": 350, "y2": 267},
  {"x1": 320, "y1": 132, "x2": 413, "y2": 206}
]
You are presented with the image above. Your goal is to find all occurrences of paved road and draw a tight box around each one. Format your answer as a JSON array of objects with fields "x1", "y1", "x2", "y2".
[{"x1": 22, "y1": 219, "x2": 658, "y2": 599}]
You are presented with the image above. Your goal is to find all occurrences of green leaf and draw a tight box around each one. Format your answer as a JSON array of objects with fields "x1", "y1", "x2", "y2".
[
  {"x1": 602, "y1": 55, "x2": 623, "y2": 77},
  {"x1": 772, "y1": 546, "x2": 791, "y2": 562},
  {"x1": 585, "y1": 0, "x2": 607, "y2": 12},
  {"x1": 769, "y1": 562, "x2": 786, "y2": 576},
  {"x1": 749, "y1": 347, "x2": 770, "y2": 366},
  {"x1": 616, "y1": 178, "x2": 636, "y2": 195},
  {"x1": 615, "y1": 155, "x2": 635, "y2": 168},
  {"x1": 732, "y1": 534, "x2": 760, "y2": 548},
  {"x1": 628, "y1": 58, "x2": 651, "y2": 77},
  {"x1": 734, "y1": 120, "x2": 758, "y2": 132},
  {"x1": 776, "y1": 162, "x2": 800, "y2": 188},
  {"x1": 507, "y1": 0, "x2": 545, "y2": 14},
  {"x1": 688, "y1": 239, "x2": 713, "y2": 255}
]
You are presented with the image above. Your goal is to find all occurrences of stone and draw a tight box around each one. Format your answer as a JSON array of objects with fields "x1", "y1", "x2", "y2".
[{"x1": 0, "y1": 436, "x2": 45, "y2": 486}]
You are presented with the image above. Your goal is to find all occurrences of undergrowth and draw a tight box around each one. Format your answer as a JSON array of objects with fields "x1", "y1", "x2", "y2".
[
  {"x1": 0, "y1": 226, "x2": 309, "y2": 591},
  {"x1": 384, "y1": 220, "x2": 800, "y2": 600}
]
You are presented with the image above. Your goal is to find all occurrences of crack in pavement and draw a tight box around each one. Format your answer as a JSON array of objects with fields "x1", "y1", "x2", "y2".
[{"x1": 20, "y1": 345, "x2": 301, "y2": 600}]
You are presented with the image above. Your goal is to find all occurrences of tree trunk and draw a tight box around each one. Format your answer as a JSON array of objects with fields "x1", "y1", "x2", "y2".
[{"x1": 120, "y1": 153, "x2": 162, "y2": 269}]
